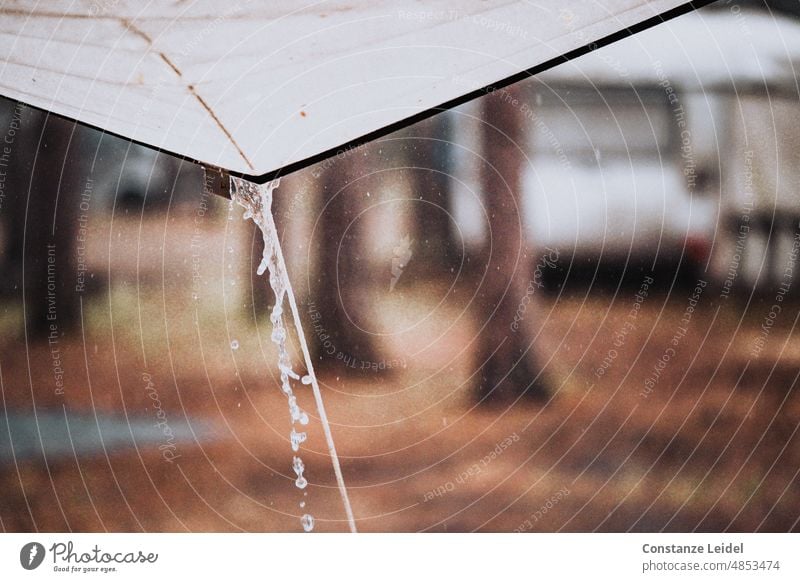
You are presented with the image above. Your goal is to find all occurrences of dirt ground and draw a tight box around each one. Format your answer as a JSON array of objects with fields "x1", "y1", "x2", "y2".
[
  {"x1": 1, "y1": 279, "x2": 798, "y2": 533},
  {"x1": 1, "y1": 209, "x2": 799, "y2": 533}
]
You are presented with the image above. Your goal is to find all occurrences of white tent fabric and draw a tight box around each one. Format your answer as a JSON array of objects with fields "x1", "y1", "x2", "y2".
[{"x1": 0, "y1": 0, "x2": 686, "y2": 179}]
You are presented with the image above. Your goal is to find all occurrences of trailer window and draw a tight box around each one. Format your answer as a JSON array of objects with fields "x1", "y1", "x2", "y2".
[{"x1": 528, "y1": 86, "x2": 671, "y2": 163}]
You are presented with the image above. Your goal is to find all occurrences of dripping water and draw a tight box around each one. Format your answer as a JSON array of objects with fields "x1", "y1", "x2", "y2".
[{"x1": 230, "y1": 176, "x2": 357, "y2": 533}]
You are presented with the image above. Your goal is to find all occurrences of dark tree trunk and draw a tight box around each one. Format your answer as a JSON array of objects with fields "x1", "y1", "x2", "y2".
[
  {"x1": 27, "y1": 115, "x2": 82, "y2": 339},
  {"x1": 407, "y1": 116, "x2": 457, "y2": 274},
  {"x1": 1, "y1": 106, "x2": 81, "y2": 340},
  {"x1": 1, "y1": 103, "x2": 43, "y2": 296},
  {"x1": 475, "y1": 87, "x2": 547, "y2": 404},
  {"x1": 308, "y1": 151, "x2": 381, "y2": 370}
]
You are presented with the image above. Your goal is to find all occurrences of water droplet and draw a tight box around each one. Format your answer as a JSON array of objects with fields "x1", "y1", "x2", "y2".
[
  {"x1": 288, "y1": 398, "x2": 309, "y2": 425},
  {"x1": 280, "y1": 364, "x2": 299, "y2": 380},
  {"x1": 292, "y1": 457, "x2": 308, "y2": 489},
  {"x1": 301, "y1": 513, "x2": 315, "y2": 532},
  {"x1": 293, "y1": 456, "x2": 308, "y2": 489},
  {"x1": 290, "y1": 428, "x2": 307, "y2": 452},
  {"x1": 271, "y1": 327, "x2": 286, "y2": 343},
  {"x1": 230, "y1": 339, "x2": 239, "y2": 350},
  {"x1": 299, "y1": 501, "x2": 306, "y2": 508},
  {"x1": 301, "y1": 375, "x2": 313, "y2": 385}
]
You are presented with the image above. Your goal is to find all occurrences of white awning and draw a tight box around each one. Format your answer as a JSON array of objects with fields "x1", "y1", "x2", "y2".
[{"x1": 0, "y1": 0, "x2": 687, "y2": 179}]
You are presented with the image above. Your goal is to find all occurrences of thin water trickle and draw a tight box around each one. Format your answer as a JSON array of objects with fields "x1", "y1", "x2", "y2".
[{"x1": 230, "y1": 176, "x2": 357, "y2": 533}]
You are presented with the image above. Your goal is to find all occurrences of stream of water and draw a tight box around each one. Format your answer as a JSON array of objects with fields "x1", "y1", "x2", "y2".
[{"x1": 230, "y1": 176, "x2": 357, "y2": 533}]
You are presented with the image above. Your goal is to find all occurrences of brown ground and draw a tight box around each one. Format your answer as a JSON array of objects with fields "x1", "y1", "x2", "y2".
[{"x1": 1, "y1": 212, "x2": 799, "y2": 533}]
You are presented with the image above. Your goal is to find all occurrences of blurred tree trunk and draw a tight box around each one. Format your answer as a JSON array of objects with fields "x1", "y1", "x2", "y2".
[
  {"x1": 475, "y1": 87, "x2": 547, "y2": 403},
  {"x1": 1, "y1": 107, "x2": 81, "y2": 339},
  {"x1": 407, "y1": 116, "x2": 456, "y2": 274},
  {"x1": 0, "y1": 103, "x2": 40, "y2": 296},
  {"x1": 309, "y1": 151, "x2": 380, "y2": 369}
]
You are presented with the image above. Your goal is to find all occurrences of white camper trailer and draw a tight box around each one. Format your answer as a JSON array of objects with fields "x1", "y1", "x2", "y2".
[{"x1": 449, "y1": 7, "x2": 800, "y2": 290}]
